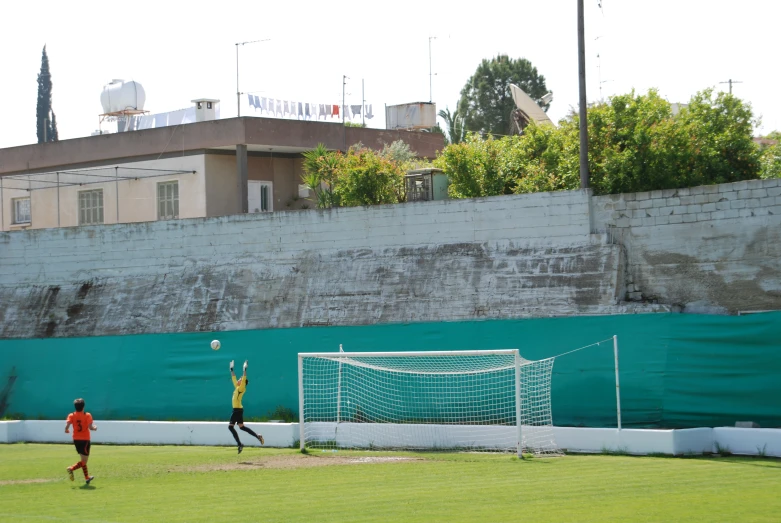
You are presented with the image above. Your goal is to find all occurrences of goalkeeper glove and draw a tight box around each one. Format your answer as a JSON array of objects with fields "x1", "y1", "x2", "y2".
[
  {"x1": 230, "y1": 360, "x2": 234, "y2": 372},
  {"x1": 243, "y1": 360, "x2": 248, "y2": 371}
]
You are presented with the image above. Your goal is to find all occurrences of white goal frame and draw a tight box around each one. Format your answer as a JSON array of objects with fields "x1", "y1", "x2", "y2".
[{"x1": 298, "y1": 349, "x2": 556, "y2": 457}]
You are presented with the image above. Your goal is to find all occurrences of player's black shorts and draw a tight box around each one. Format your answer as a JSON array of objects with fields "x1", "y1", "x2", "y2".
[
  {"x1": 230, "y1": 408, "x2": 244, "y2": 425},
  {"x1": 74, "y1": 440, "x2": 91, "y2": 456}
]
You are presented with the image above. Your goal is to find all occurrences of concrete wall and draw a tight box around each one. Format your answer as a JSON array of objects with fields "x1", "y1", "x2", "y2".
[
  {"x1": 0, "y1": 155, "x2": 206, "y2": 231},
  {"x1": 0, "y1": 117, "x2": 442, "y2": 176},
  {"x1": 0, "y1": 186, "x2": 30, "y2": 231},
  {"x1": 0, "y1": 420, "x2": 296, "y2": 448},
  {"x1": 248, "y1": 155, "x2": 310, "y2": 211},
  {"x1": 1, "y1": 153, "x2": 308, "y2": 231},
  {"x1": 2, "y1": 421, "x2": 778, "y2": 457},
  {"x1": 1, "y1": 178, "x2": 778, "y2": 337},
  {"x1": 592, "y1": 179, "x2": 781, "y2": 313},
  {"x1": 0, "y1": 189, "x2": 630, "y2": 338},
  {"x1": 204, "y1": 153, "x2": 240, "y2": 217}
]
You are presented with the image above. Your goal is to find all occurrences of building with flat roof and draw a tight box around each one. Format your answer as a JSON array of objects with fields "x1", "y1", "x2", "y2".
[{"x1": 0, "y1": 116, "x2": 443, "y2": 231}]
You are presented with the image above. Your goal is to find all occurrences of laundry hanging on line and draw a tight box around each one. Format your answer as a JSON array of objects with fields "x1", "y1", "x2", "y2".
[{"x1": 245, "y1": 94, "x2": 376, "y2": 122}]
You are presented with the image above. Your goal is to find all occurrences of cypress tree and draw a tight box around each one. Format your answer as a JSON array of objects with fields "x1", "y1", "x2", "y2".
[{"x1": 36, "y1": 45, "x2": 58, "y2": 143}]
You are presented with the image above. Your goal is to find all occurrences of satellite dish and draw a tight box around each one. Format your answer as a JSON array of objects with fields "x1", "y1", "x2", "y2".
[{"x1": 510, "y1": 84, "x2": 554, "y2": 128}]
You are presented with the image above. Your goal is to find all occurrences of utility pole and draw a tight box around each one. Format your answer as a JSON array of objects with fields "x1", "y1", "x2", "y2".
[
  {"x1": 362, "y1": 79, "x2": 365, "y2": 127},
  {"x1": 429, "y1": 36, "x2": 437, "y2": 103},
  {"x1": 235, "y1": 38, "x2": 271, "y2": 117},
  {"x1": 577, "y1": 0, "x2": 589, "y2": 189},
  {"x1": 719, "y1": 79, "x2": 743, "y2": 95},
  {"x1": 342, "y1": 75, "x2": 348, "y2": 124}
]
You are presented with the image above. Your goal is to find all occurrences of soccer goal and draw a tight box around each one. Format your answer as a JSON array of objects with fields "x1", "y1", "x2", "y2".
[{"x1": 297, "y1": 350, "x2": 560, "y2": 456}]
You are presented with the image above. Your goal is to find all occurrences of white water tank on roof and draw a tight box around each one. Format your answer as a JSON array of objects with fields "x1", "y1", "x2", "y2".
[{"x1": 100, "y1": 79, "x2": 146, "y2": 114}]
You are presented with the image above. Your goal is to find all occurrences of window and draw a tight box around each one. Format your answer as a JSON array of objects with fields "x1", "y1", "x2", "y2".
[
  {"x1": 78, "y1": 190, "x2": 104, "y2": 225},
  {"x1": 248, "y1": 181, "x2": 272, "y2": 213},
  {"x1": 158, "y1": 181, "x2": 179, "y2": 220},
  {"x1": 12, "y1": 198, "x2": 31, "y2": 224}
]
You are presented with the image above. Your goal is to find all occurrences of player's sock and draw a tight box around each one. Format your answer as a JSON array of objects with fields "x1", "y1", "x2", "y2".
[
  {"x1": 71, "y1": 462, "x2": 83, "y2": 471},
  {"x1": 81, "y1": 462, "x2": 89, "y2": 479},
  {"x1": 228, "y1": 425, "x2": 242, "y2": 446},
  {"x1": 240, "y1": 426, "x2": 259, "y2": 438}
]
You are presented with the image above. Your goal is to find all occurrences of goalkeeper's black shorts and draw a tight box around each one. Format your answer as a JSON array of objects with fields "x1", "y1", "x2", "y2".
[{"x1": 230, "y1": 408, "x2": 244, "y2": 425}]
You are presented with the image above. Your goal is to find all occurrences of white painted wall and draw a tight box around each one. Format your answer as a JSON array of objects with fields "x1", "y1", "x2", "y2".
[
  {"x1": 2, "y1": 421, "x2": 778, "y2": 457},
  {"x1": 592, "y1": 179, "x2": 781, "y2": 312},
  {"x1": 0, "y1": 189, "x2": 593, "y2": 285},
  {"x1": 0, "y1": 155, "x2": 206, "y2": 231},
  {"x1": 1, "y1": 189, "x2": 632, "y2": 337},
  {"x1": 1, "y1": 178, "x2": 778, "y2": 336},
  {"x1": 1, "y1": 420, "x2": 297, "y2": 447},
  {"x1": 712, "y1": 427, "x2": 781, "y2": 457}
]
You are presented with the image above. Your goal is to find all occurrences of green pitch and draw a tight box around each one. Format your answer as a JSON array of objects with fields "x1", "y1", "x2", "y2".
[{"x1": 1, "y1": 444, "x2": 780, "y2": 522}]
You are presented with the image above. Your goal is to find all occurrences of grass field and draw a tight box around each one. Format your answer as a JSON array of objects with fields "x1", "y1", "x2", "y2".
[{"x1": 1, "y1": 444, "x2": 780, "y2": 522}]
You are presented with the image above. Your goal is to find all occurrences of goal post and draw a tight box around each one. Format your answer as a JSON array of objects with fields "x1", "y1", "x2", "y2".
[{"x1": 298, "y1": 349, "x2": 559, "y2": 456}]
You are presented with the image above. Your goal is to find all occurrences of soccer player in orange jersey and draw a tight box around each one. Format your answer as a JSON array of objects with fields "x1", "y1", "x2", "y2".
[
  {"x1": 228, "y1": 359, "x2": 264, "y2": 454},
  {"x1": 65, "y1": 398, "x2": 97, "y2": 484}
]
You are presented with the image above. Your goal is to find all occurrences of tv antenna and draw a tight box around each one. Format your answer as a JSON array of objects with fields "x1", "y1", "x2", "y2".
[
  {"x1": 429, "y1": 36, "x2": 437, "y2": 103},
  {"x1": 235, "y1": 38, "x2": 271, "y2": 117},
  {"x1": 719, "y1": 79, "x2": 743, "y2": 94}
]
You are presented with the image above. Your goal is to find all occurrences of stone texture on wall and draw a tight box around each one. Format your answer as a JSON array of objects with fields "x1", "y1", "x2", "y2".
[
  {"x1": 2, "y1": 177, "x2": 778, "y2": 339},
  {"x1": 592, "y1": 179, "x2": 781, "y2": 313},
  {"x1": 0, "y1": 190, "x2": 633, "y2": 338}
]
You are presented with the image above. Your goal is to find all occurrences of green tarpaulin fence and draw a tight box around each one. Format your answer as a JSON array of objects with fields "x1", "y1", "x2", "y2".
[{"x1": 1, "y1": 312, "x2": 779, "y2": 428}]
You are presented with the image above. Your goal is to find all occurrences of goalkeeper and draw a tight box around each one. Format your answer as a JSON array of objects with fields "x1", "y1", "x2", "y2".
[{"x1": 228, "y1": 359, "x2": 264, "y2": 454}]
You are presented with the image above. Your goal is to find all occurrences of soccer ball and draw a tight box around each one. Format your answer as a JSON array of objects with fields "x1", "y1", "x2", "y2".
[{"x1": 210, "y1": 340, "x2": 221, "y2": 351}]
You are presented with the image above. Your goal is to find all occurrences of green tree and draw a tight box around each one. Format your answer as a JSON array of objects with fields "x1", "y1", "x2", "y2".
[
  {"x1": 583, "y1": 89, "x2": 695, "y2": 195},
  {"x1": 379, "y1": 140, "x2": 416, "y2": 164},
  {"x1": 678, "y1": 89, "x2": 760, "y2": 185},
  {"x1": 511, "y1": 122, "x2": 580, "y2": 194},
  {"x1": 36, "y1": 45, "x2": 58, "y2": 143},
  {"x1": 336, "y1": 146, "x2": 405, "y2": 206},
  {"x1": 759, "y1": 132, "x2": 781, "y2": 179},
  {"x1": 438, "y1": 107, "x2": 466, "y2": 145},
  {"x1": 434, "y1": 133, "x2": 518, "y2": 198},
  {"x1": 435, "y1": 87, "x2": 762, "y2": 197},
  {"x1": 301, "y1": 143, "x2": 342, "y2": 208},
  {"x1": 457, "y1": 55, "x2": 549, "y2": 136}
]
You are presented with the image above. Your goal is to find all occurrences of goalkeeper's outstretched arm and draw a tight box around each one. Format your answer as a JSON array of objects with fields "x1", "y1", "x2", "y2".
[
  {"x1": 230, "y1": 359, "x2": 235, "y2": 378},
  {"x1": 243, "y1": 360, "x2": 248, "y2": 379}
]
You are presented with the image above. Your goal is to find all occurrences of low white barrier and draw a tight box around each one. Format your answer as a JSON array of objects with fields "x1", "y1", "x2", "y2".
[
  {"x1": 554, "y1": 427, "x2": 715, "y2": 455},
  {"x1": 1, "y1": 420, "x2": 298, "y2": 448},
  {"x1": 0, "y1": 421, "x2": 778, "y2": 457},
  {"x1": 712, "y1": 428, "x2": 781, "y2": 457},
  {"x1": 0, "y1": 420, "x2": 23, "y2": 444}
]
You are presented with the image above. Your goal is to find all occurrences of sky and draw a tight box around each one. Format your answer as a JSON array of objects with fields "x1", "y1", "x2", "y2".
[{"x1": 1, "y1": 0, "x2": 778, "y2": 149}]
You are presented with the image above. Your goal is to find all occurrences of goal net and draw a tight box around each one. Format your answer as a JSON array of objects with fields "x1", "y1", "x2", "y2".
[{"x1": 298, "y1": 350, "x2": 559, "y2": 456}]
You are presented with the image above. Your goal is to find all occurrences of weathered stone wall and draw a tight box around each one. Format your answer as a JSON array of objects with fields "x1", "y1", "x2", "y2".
[
  {"x1": 592, "y1": 179, "x2": 781, "y2": 313},
  {"x1": 2, "y1": 178, "x2": 778, "y2": 339},
  {"x1": 0, "y1": 190, "x2": 631, "y2": 338}
]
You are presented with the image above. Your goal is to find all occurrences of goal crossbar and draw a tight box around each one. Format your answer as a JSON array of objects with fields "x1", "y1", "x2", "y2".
[{"x1": 298, "y1": 349, "x2": 520, "y2": 358}]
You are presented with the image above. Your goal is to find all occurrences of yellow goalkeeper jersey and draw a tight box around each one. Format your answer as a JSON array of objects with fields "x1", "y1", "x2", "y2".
[{"x1": 231, "y1": 375, "x2": 247, "y2": 409}]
